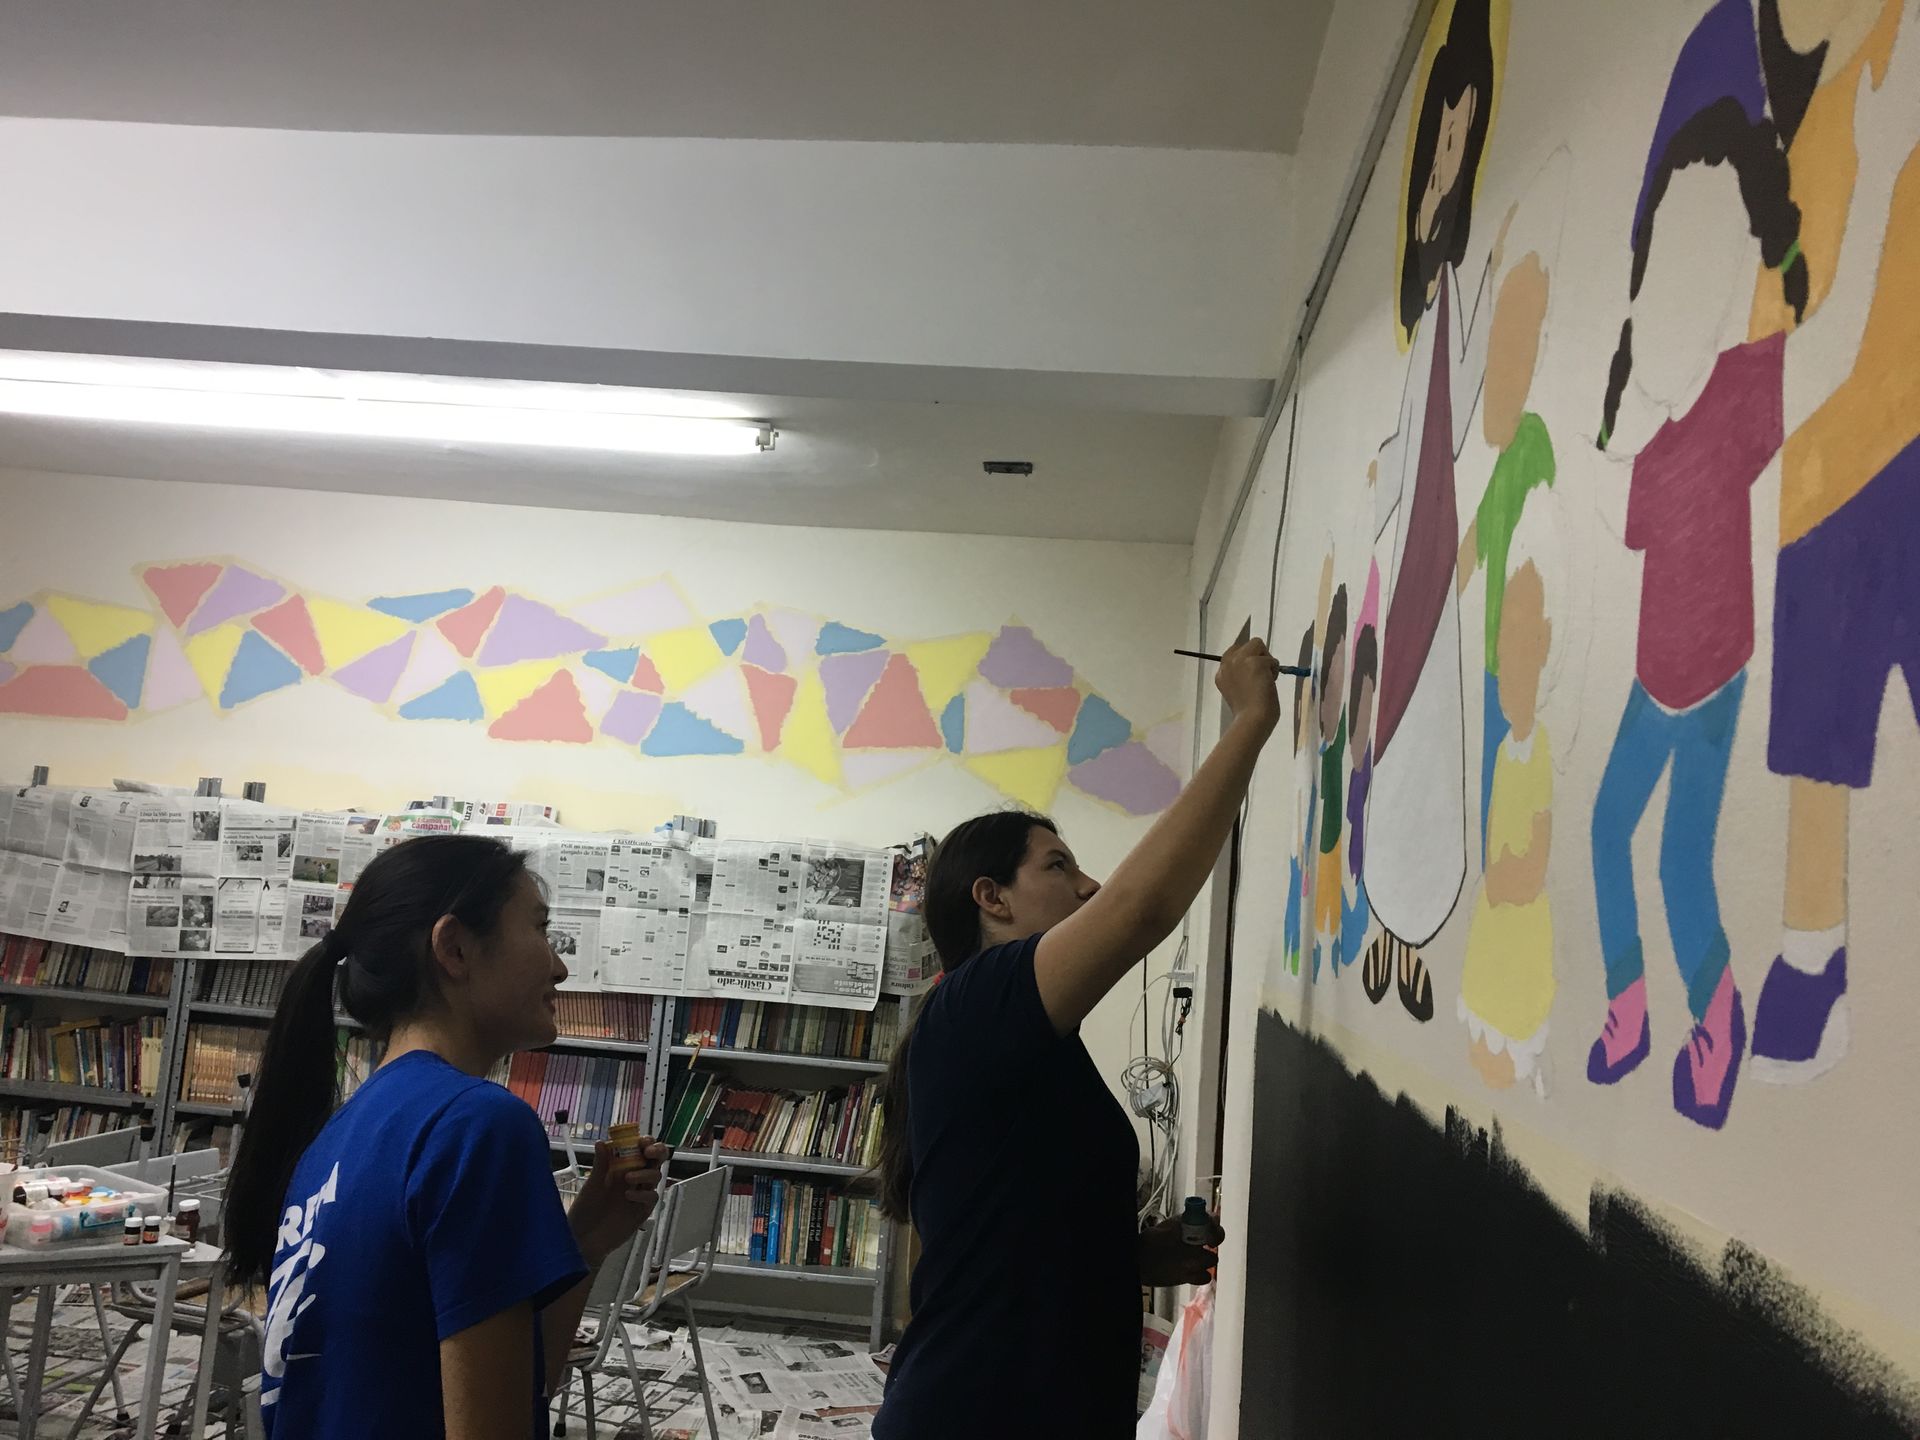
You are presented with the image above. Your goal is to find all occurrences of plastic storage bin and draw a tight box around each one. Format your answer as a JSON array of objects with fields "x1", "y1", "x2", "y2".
[{"x1": 3, "y1": 1164, "x2": 170, "y2": 1249}]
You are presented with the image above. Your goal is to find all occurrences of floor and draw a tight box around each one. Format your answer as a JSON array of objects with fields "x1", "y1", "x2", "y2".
[{"x1": 0, "y1": 1295, "x2": 883, "y2": 1439}]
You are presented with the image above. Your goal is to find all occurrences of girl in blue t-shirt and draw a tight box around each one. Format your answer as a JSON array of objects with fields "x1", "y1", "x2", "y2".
[
  {"x1": 870, "y1": 636, "x2": 1280, "y2": 1439},
  {"x1": 223, "y1": 835, "x2": 667, "y2": 1440}
]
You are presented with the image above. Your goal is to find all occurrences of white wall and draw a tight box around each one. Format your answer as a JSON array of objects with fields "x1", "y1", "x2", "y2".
[
  {"x1": 1190, "y1": 0, "x2": 1920, "y2": 1429},
  {"x1": 0, "y1": 466, "x2": 1193, "y2": 1132},
  {"x1": 0, "y1": 121, "x2": 1289, "y2": 383}
]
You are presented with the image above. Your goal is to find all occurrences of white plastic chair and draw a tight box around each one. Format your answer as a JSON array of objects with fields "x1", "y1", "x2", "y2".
[{"x1": 554, "y1": 1166, "x2": 731, "y2": 1440}]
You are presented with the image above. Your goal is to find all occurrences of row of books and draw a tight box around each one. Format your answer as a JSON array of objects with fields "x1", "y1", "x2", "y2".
[
  {"x1": 178, "y1": 1023, "x2": 267, "y2": 1105},
  {"x1": 0, "y1": 1006, "x2": 166, "y2": 1096},
  {"x1": 721, "y1": 1175, "x2": 884, "y2": 1272},
  {"x1": 0, "y1": 1104, "x2": 143, "y2": 1154},
  {"x1": 496, "y1": 1051, "x2": 650, "y2": 1140},
  {"x1": 676, "y1": 999, "x2": 900, "y2": 1062},
  {"x1": 662, "y1": 1075, "x2": 885, "y2": 1168},
  {"x1": 196, "y1": 959, "x2": 289, "y2": 1008},
  {"x1": 555, "y1": 991, "x2": 654, "y2": 1043},
  {"x1": 1, "y1": 934, "x2": 173, "y2": 997}
]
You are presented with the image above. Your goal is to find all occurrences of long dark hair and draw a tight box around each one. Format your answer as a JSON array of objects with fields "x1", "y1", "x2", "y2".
[
  {"x1": 1401, "y1": 0, "x2": 1497, "y2": 335},
  {"x1": 1600, "y1": 96, "x2": 1806, "y2": 444},
  {"x1": 874, "y1": 812, "x2": 1057, "y2": 1222},
  {"x1": 223, "y1": 834, "x2": 531, "y2": 1286}
]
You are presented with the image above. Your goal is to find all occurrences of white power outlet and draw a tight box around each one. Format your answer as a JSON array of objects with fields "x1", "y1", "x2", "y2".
[{"x1": 1168, "y1": 966, "x2": 1198, "y2": 989}]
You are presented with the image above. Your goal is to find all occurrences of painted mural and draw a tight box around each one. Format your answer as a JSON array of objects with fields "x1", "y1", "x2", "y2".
[
  {"x1": 0, "y1": 564, "x2": 1183, "y2": 818},
  {"x1": 1246, "y1": 0, "x2": 1920, "y2": 1428}
]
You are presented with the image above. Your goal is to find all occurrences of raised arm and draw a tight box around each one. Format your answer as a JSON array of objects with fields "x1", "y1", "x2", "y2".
[{"x1": 1033, "y1": 638, "x2": 1282, "y2": 1034}]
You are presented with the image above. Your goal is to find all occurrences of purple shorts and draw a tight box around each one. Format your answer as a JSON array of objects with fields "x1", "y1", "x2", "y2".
[{"x1": 1768, "y1": 437, "x2": 1920, "y2": 788}]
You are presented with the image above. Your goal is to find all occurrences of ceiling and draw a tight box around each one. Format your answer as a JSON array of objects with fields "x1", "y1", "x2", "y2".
[
  {"x1": 0, "y1": 389, "x2": 1221, "y2": 544},
  {"x1": 0, "y1": 0, "x2": 1334, "y2": 151}
]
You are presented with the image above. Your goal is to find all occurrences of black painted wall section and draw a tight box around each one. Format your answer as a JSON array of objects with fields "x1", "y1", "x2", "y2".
[{"x1": 1242, "y1": 1009, "x2": 1917, "y2": 1438}]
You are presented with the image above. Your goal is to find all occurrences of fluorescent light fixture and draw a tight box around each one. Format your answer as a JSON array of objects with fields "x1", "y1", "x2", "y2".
[{"x1": 0, "y1": 351, "x2": 777, "y2": 456}]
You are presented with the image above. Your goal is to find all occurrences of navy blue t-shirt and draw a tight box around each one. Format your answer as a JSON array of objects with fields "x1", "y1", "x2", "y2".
[
  {"x1": 260, "y1": 1050, "x2": 588, "y2": 1439},
  {"x1": 874, "y1": 935, "x2": 1141, "y2": 1439}
]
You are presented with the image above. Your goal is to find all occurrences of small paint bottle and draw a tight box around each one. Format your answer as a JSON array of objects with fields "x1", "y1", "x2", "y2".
[
  {"x1": 175, "y1": 1199, "x2": 201, "y2": 1246},
  {"x1": 142, "y1": 1215, "x2": 161, "y2": 1245},
  {"x1": 123, "y1": 1215, "x2": 141, "y2": 1247},
  {"x1": 1180, "y1": 1196, "x2": 1212, "y2": 1248}
]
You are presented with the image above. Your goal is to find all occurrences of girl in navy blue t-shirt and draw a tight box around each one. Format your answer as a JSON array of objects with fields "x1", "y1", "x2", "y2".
[
  {"x1": 872, "y1": 636, "x2": 1281, "y2": 1438},
  {"x1": 223, "y1": 835, "x2": 668, "y2": 1440}
]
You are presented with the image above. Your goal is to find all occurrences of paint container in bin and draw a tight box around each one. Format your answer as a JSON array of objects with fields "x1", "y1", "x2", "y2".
[{"x1": 3, "y1": 1164, "x2": 170, "y2": 1249}]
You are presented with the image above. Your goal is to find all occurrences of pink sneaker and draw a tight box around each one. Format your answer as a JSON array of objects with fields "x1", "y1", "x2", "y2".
[
  {"x1": 1672, "y1": 966, "x2": 1746, "y2": 1130},
  {"x1": 1585, "y1": 977, "x2": 1649, "y2": 1085}
]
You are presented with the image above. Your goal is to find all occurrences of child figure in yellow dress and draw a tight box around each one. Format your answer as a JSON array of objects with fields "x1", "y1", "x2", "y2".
[{"x1": 1458, "y1": 517, "x2": 1555, "y2": 1095}]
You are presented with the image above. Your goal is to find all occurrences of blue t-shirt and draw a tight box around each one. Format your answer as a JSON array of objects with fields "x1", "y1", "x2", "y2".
[
  {"x1": 874, "y1": 935, "x2": 1141, "y2": 1439},
  {"x1": 260, "y1": 1050, "x2": 588, "y2": 1440}
]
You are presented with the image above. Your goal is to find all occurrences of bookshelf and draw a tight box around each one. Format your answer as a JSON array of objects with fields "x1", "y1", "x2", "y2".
[{"x1": 0, "y1": 931, "x2": 912, "y2": 1344}]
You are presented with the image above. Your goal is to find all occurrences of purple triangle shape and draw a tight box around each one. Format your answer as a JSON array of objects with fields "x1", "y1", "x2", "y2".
[
  {"x1": 979, "y1": 626, "x2": 1074, "y2": 689},
  {"x1": 332, "y1": 633, "x2": 415, "y2": 703},
  {"x1": 475, "y1": 595, "x2": 606, "y2": 666},
  {"x1": 821, "y1": 649, "x2": 889, "y2": 734},
  {"x1": 184, "y1": 568, "x2": 286, "y2": 636}
]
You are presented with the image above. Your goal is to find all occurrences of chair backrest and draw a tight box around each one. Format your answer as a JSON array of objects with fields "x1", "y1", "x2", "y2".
[
  {"x1": 620, "y1": 1165, "x2": 730, "y2": 1328},
  {"x1": 45, "y1": 1125, "x2": 141, "y2": 1167}
]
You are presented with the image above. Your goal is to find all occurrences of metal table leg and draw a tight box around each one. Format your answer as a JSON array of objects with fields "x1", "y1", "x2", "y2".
[
  {"x1": 19, "y1": 1283, "x2": 57, "y2": 1440},
  {"x1": 137, "y1": 1257, "x2": 180, "y2": 1436},
  {"x1": 186, "y1": 1267, "x2": 225, "y2": 1439}
]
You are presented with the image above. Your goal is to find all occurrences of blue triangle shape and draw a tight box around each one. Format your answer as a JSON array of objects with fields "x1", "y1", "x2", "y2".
[
  {"x1": 88, "y1": 634, "x2": 152, "y2": 710},
  {"x1": 0, "y1": 602, "x2": 32, "y2": 655},
  {"x1": 940, "y1": 694, "x2": 965, "y2": 754},
  {"x1": 708, "y1": 618, "x2": 747, "y2": 656},
  {"x1": 368, "y1": 588, "x2": 475, "y2": 623},
  {"x1": 397, "y1": 671, "x2": 484, "y2": 722},
  {"x1": 583, "y1": 647, "x2": 640, "y2": 684},
  {"x1": 1068, "y1": 694, "x2": 1133, "y2": 765},
  {"x1": 219, "y1": 631, "x2": 305, "y2": 709},
  {"x1": 815, "y1": 621, "x2": 885, "y2": 656},
  {"x1": 642, "y1": 701, "x2": 746, "y2": 756}
]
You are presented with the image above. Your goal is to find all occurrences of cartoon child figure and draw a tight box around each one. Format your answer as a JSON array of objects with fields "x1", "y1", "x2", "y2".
[
  {"x1": 1586, "y1": 65, "x2": 1810, "y2": 1128},
  {"x1": 1282, "y1": 626, "x2": 1318, "y2": 979},
  {"x1": 1457, "y1": 251, "x2": 1555, "y2": 863},
  {"x1": 1458, "y1": 512, "x2": 1557, "y2": 1096},
  {"x1": 1311, "y1": 587, "x2": 1350, "y2": 978},
  {"x1": 1341, "y1": 615, "x2": 1379, "y2": 973}
]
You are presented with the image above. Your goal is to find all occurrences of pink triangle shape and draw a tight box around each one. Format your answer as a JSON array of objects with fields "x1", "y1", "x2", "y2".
[
  {"x1": 252, "y1": 596, "x2": 326, "y2": 676},
  {"x1": 1011, "y1": 686, "x2": 1082, "y2": 735},
  {"x1": 12, "y1": 610, "x2": 77, "y2": 666},
  {"x1": 845, "y1": 655, "x2": 942, "y2": 749},
  {"x1": 185, "y1": 567, "x2": 285, "y2": 636},
  {"x1": 964, "y1": 680, "x2": 1064, "y2": 754},
  {"x1": 631, "y1": 654, "x2": 665, "y2": 693},
  {"x1": 744, "y1": 665, "x2": 798, "y2": 751},
  {"x1": 0, "y1": 666, "x2": 128, "y2": 720},
  {"x1": 489, "y1": 670, "x2": 593, "y2": 743},
  {"x1": 392, "y1": 627, "x2": 465, "y2": 706},
  {"x1": 332, "y1": 633, "x2": 414, "y2": 703},
  {"x1": 437, "y1": 586, "x2": 505, "y2": 659},
  {"x1": 476, "y1": 595, "x2": 606, "y2": 667},
  {"x1": 143, "y1": 563, "x2": 223, "y2": 630},
  {"x1": 143, "y1": 626, "x2": 202, "y2": 711}
]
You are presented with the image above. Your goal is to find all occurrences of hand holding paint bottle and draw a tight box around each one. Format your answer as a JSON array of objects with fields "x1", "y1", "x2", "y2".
[{"x1": 567, "y1": 1128, "x2": 668, "y2": 1265}]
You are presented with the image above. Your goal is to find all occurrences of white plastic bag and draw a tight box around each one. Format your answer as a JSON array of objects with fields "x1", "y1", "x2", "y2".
[{"x1": 1137, "y1": 1282, "x2": 1214, "y2": 1440}]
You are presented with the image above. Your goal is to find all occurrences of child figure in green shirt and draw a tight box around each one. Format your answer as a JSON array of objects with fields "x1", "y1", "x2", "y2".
[{"x1": 1457, "y1": 253, "x2": 1555, "y2": 864}]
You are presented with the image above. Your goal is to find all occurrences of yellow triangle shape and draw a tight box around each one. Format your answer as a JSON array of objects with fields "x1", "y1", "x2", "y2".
[
  {"x1": 45, "y1": 596, "x2": 153, "y2": 660},
  {"x1": 965, "y1": 746, "x2": 1068, "y2": 812},
  {"x1": 307, "y1": 598, "x2": 412, "y2": 672},
  {"x1": 473, "y1": 661, "x2": 559, "y2": 718},
  {"x1": 781, "y1": 670, "x2": 842, "y2": 787},
  {"x1": 905, "y1": 633, "x2": 993, "y2": 710},
  {"x1": 650, "y1": 625, "x2": 725, "y2": 693},
  {"x1": 184, "y1": 624, "x2": 245, "y2": 704}
]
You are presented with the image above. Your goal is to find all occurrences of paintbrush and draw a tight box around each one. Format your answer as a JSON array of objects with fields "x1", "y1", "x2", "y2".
[{"x1": 1175, "y1": 648, "x2": 1312, "y2": 677}]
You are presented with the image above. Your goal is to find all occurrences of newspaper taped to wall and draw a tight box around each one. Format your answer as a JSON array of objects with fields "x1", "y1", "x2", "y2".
[
  {"x1": 550, "y1": 909, "x2": 602, "y2": 990},
  {"x1": 219, "y1": 807, "x2": 296, "y2": 880},
  {"x1": 131, "y1": 796, "x2": 222, "y2": 878},
  {"x1": 46, "y1": 864, "x2": 129, "y2": 948},
  {"x1": 698, "y1": 840, "x2": 803, "y2": 999},
  {"x1": 882, "y1": 836, "x2": 937, "y2": 995},
  {"x1": 63, "y1": 791, "x2": 140, "y2": 871},
  {"x1": 600, "y1": 906, "x2": 693, "y2": 992},
  {"x1": 788, "y1": 842, "x2": 887, "y2": 1010}
]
